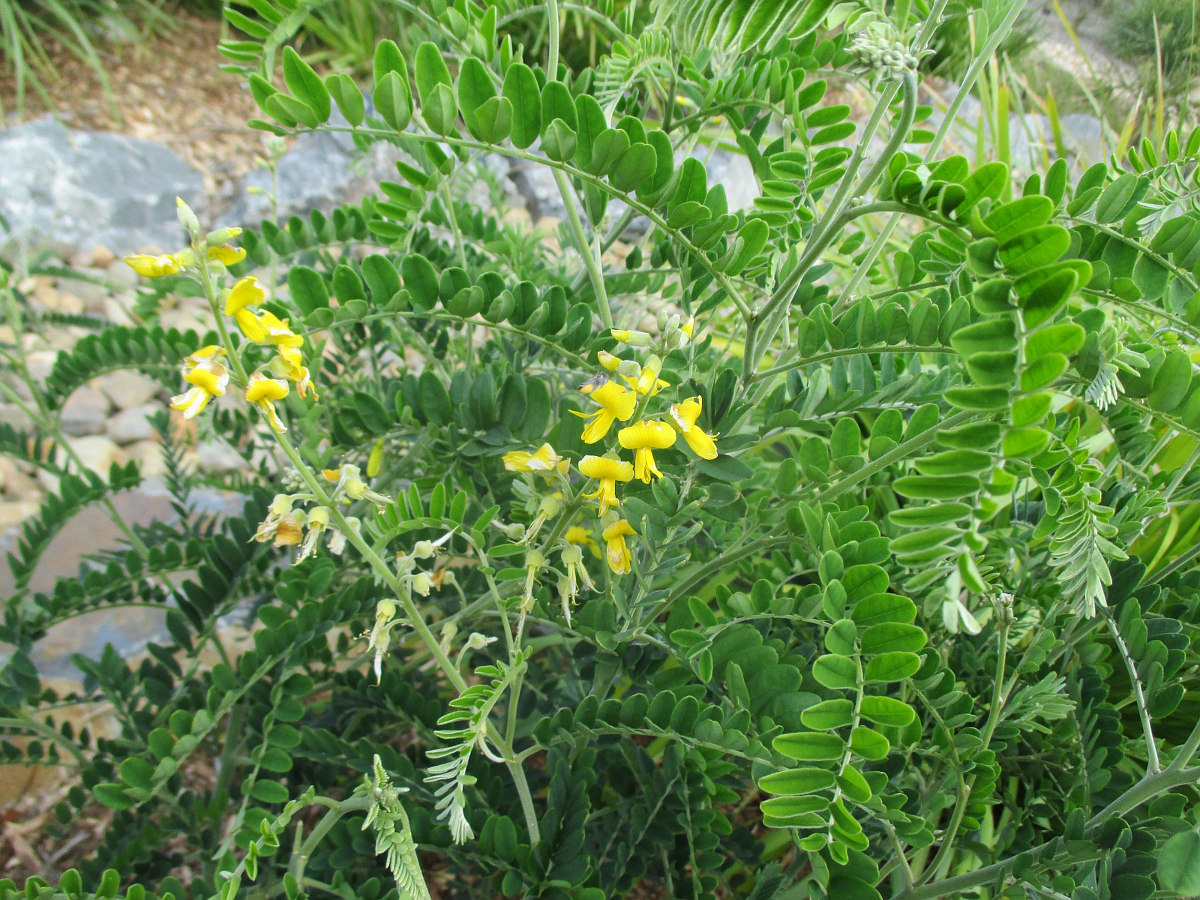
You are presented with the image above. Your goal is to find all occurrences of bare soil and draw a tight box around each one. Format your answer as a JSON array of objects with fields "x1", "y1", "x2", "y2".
[{"x1": 0, "y1": 12, "x2": 275, "y2": 201}]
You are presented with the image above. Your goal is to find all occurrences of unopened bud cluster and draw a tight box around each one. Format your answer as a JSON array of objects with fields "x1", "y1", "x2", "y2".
[{"x1": 849, "y1": 27, "x2": 919, "y2": 81}]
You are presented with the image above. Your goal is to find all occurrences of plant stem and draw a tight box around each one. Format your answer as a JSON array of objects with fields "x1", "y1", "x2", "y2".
[
  {"x1": 554, "y1": 169, "x2": 615, "y2": 329},
  {"x1": 1106, "y1": 615, "x2": 1160, "y2": 773},
  {"x1": 289, "y1": 794, "x2": 373, "y2": 886}
]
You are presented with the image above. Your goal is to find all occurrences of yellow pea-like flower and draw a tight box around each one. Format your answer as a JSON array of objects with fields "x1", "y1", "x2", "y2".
[
  {"x1": 617, "y1": 420, "x2": 678, "y2": 483},
  {"x1": 503, "y1": 442, "x2": 568, "y2": 475},
  {"x1": 245, "y1": 373, "x2": 290, "y2": 432},
  {"x1": 578, "y1": 454, "x2": 634, "y2": 516},
  {"x1": 572, "y1": 380, "x2": 637, "y2": 444},
  {"x1": 207, "y1": 244, "x2": 247, "y2": 266},
  {"x1": 669, "y1": 396, "x2": 719, "y2": 460},
  {"x1": 169, "y1": 345, "x2": 228, "y2": 420},
  {"x1": 602, "y1": 519, "x2": 636, "y2": 575},
  {"x1": 125, "y1": 252, "x2": 187, "y2": 278}
]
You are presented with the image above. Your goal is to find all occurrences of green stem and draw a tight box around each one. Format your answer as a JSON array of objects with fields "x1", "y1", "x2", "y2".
[
  {"x1": 894, "y1": 765, "x2": 1200, "y2": 900},
  {"x1": 0, "y1": 714, "x2": 87, "y2": 767},
  {"x1": 1106, "y1": 615, "x2": 1160, "y2": 773},
  {"x1": 743, "y1": 73, "x2": 920, "y2": 386},
  {"x1": 553, "y1": 168, "x2": 615, "y2": 329},
  {"x1": 837, "y1": 0, "x2": 1031, "y2": 311},
  {"x1": 546, "y1": 0, "x2": 560, "y2": 78},
  {"x1": 289, "y1": 794, "x2": 373, "y2": 886}
]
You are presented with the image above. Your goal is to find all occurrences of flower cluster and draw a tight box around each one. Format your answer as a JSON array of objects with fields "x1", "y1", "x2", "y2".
[
  {"x1": 126, "y1": 201, "x2": 319, "y2": 435},
  {"x1": 500, "y1": 314, "x2": 718, "y2": 622}
]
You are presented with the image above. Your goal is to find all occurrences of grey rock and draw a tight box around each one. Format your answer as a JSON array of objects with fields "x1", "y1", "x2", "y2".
[
  {"x1": 1059, "y1": 113, "x2": 1106, "y2": 165},
  {"x1": 694, "y1": 147, "x2": 758, "y2": 211},
  {"x1": 97, "y1": 370, "x2": 161, "y2": 410},
  {"x1": 0, "y1": 118, "x2": 205, "y2": 254},
  {"x1": 105, "y1": 403, "x2": 160, "y2": 444},
  {"x1": 59, "y1": 386, "x2": 112, "y2": 436}
]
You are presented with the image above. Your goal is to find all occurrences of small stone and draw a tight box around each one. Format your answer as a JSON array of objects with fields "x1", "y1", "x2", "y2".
[
  {"x1": 193, "y1": 441, "x2": 244, "y2": 474},
  {"x1": 103, "y1": 261, "x2": 140, "y2": 290},
  {"x1": 46, "y1": 291, "x2": 86, "y2": 315},
  {"x1": 97, "y1": 370, "x2": 160, "y2": 409},
  {"x1": 60, "y1": 435, "x2": 126, "y2": 477},
  {"x1": 0, "y1": 500, "x2": 39, "y2": 534},
  {"x1": 103, "y1": 296, "x2": 134, "y2": 326},
  {"x1": 0, "y1": 403, "x2": 35, "y2": 432},
  {"x1": 106, "y1": 403, "x2": 160, "y2": 444},
  {"x1": 125, "y1": 439, "x2": 167, "y2": 479},
  {"x1": 24, "y1": 350, "x2": 56, "y2": 385},
  {"x1": 90, "y1": 246, "x2": 116, "y2": 268},
  {"x1": 0, "y1": 457, "x2": 40, "y2": 498},
  {"x1": 60, "y1": 386, "x2": 112, "y2": 436}
]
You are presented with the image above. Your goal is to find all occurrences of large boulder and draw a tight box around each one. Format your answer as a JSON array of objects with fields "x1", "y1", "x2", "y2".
[{"x1": 0, "y1": 118, "x2": 206, "y2": 253}]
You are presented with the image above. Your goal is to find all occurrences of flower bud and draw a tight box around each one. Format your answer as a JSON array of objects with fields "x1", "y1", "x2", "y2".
[
  {"x1": 205, "y1": 226, "x2": 243, "y2": 245},
  {"x1": 611, "y1": 328, "x2": 653, "y2": 347},
  {"x1": 412, "y1": 540, "x2": 435, "y2": 559},
  {"x1": 176, "y1": 197, "x2": 200, "y2": 236},
  {"x1": 411, "y1": 572, "x2": 434, "y2": 596}
]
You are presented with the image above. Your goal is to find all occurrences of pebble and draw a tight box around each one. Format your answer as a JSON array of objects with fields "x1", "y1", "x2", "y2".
[
  {"x1": 192, "y1": 441, "x2": 244, "y2": 474},
  {"x1": 59, "y1": 386, "x2": 112, "y2": 436},
  {"x1": 97, "y1": 370, "x2": 160, "y2": 409},
  {"x1": 103, "y1": 260, "x2": 140, "y2": 290},
  {"x1": 125, "y1": 439, "x2": 167, "y2": 478},
  {"x1": 0, "y1": 500, "x2": 40, "y2": 533},
  {"x1": 106, "y1": 403, "x2": 160, "y2": 444},
  {"x1": 59, "y1": 435, "x2": 127, "y2": 477}
]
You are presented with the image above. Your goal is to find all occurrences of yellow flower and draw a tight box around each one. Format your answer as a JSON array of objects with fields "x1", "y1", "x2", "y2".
[
  {"x1": 602, "y1": 519, "x2": 636, "y2": 574},
  {"x1": 257, "y1": 311, "x2": 304, "y2": 351},
  {"x1": 617, "y1": 420, "x2": 678, "y2": 483},
  {"x1": 245, "y1": 373, "x2": 290, "y2": 432},
  {"x1": 680, "y1": 317, "x2": 694, "y2": 340},
  {"x1": 225, "y1": 276, "x2": 269, "y2": 342},
  {"x1": 125, "y1": 252, "x2": 187, "y2": 278},
  {"x1": 504, "y1": 443, "x2": 568, "y2": 475},
  {"x1": 629, "y1": 364, "x2": 668, "y2": 397},
  {"x1": 669, "y1": 396, "x2": 719, "y2": 460},
  {"x1": 578, "y1": 455, "x2": 634, "y2": 516},
  {"x1": 565, "y1": 525, "x2": 602, "y2": 559},
  {"x1": 169, "y1": 345, "x2": 228, "y2": 419},
  {"x1": 207, "y1": 244, "x2": 247, "y2": 266},
  {"x1": 572, "y1": 380, "x2": 637, "y2": 444}
]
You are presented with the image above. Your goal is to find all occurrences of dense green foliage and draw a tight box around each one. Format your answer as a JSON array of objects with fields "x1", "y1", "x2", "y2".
[{"x1": 2, "y1": 0, "x2": 1200, "y2": 898}]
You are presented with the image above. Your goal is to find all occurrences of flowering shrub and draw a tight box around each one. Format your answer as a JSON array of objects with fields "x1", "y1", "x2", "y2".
[{"x1": 2, "y1": 1, "x2": 1200, "y2": 898}]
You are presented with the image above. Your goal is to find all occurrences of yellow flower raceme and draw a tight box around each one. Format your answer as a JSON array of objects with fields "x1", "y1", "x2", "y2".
[
  {"x1": 126, "y1": 252, "x2": 189, "y2": 278},
  {"x1": 669, "y1": 396, "x2": 719, "y2": 460},
  {"x1": 602, "y1": 519, "x2": 636, "y2": 574},
  {"x1": 245, "y1": 373, "x2": 290, "y2": 432},
  {"x1": 504, "y1": 442, "x2": 568, "y2": 475},
  {"x1": 618, "y1": 420, "x2": 678, "y2": 483},
  {"x1": 573, "y1": 380, "x2": 637, "y2": 443},
  {"x1": 578, "y1": 455, "x2": 634, "y2": 516},
  {"x1": 169, "y1": 345, "x2": 229, "y2": 419}
]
